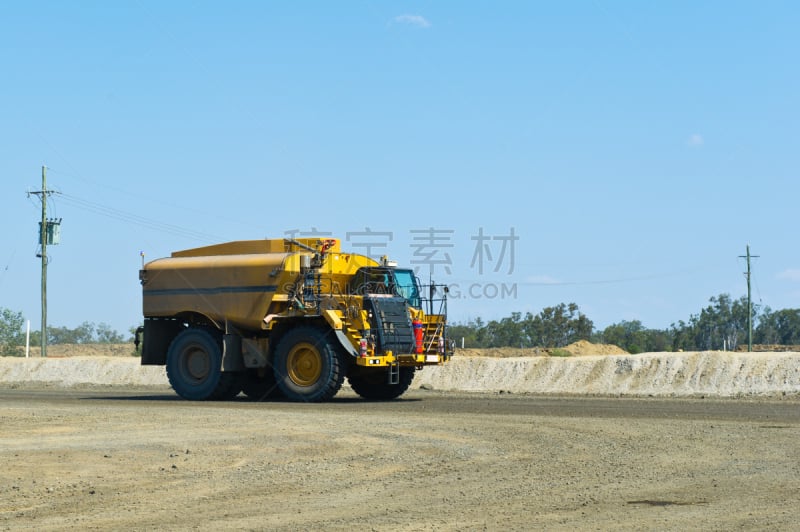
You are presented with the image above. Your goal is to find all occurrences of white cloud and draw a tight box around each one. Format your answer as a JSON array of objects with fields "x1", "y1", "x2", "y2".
[
  {"x1": 777, "y1": 269, "x2": 800, "y2": 282},
  {"x1": 394, "y1": 14, "x2": 431, "y2": 28},
  {"x1": 687, "y1": 133, "x2": 704, "y2": 147}
]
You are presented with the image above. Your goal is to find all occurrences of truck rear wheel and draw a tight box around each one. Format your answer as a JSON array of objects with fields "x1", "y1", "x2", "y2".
[
  {"x1": 348, "y1": 367, "x2": 415, "y2": 400},
  {"x1": 166, "y1": 328, "x2": 240, "y2": 401},
  {"x1": 273, "y1": 327, "x2": 345, "y2": 402}
]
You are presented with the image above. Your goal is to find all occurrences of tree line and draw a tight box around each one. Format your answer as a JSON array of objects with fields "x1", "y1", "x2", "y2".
[
  {"x1": 0, "y1": 308, "x2": 128, "y2": 356},
  {"x1": 449, "y1": 293, "x2": 800, "y2": 353}
]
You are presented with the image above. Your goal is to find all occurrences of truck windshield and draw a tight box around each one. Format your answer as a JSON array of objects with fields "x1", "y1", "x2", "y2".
[{"x1": 392, "y1": 269, "x2": 421, "y2": 309}]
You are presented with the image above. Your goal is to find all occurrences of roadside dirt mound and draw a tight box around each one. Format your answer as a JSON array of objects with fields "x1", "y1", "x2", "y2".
[
  {"x1": 21, "y1": 340, "x2": 627, "y2": 359},
  {"x1": 22, "y1": 343, "x2": 135, "y2": 358},
  {"x1": 456, "y1": 341, "x2": 627, "y2": 358},
  {"x1": 417, "y1": 351, "x2": 800, "y2": 397},
  {"x1": 3, "y1": 350, "x2": 800, "y2": 397},
  {"x1": 736, "y1": 344, "x2": 800, "y2": 352},
  {"x1": 563, "y1": 339, "x2": 628, "y2": 356},
  {"x1": 457, "y1": 347, "x2": 547, "y2": 358}
]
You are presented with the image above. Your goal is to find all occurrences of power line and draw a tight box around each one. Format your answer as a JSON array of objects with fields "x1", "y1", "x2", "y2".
[
  {"x1": 47, "y1": 167, "x2": 251, "y2": 231},
  {"x1": 21, "y1": 164, "x2": 222, "y2": 359},
  {"x1": 56, "y1": 192, "x2": 224, "y2": 243}
]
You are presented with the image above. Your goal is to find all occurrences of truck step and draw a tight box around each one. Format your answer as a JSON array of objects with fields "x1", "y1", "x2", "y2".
[{"x1": 387, "y1": 359, "x2": 400, "y2": 385}]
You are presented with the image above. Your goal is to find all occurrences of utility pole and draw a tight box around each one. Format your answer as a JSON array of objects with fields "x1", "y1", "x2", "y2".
[
  {"x1": 27, "y1": 166, "x2": 61, "y2": 358},
  {"x1": 41, "y1": 166, "x2": 47, "y2": 358},
  {"x1": 739, "y1": 245, "x2": 759, "y2": 353}
]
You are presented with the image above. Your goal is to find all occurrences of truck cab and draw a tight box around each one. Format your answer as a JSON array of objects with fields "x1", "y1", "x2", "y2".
[{"x1": 349, "y1": 266, "x2": 422, "y2": 309}]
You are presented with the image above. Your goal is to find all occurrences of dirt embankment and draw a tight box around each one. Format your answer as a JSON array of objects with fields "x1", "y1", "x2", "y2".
[
  {"x1": 736, "y1": 344, "x2": 800, "y2": 352},
  {"x1": 19, "y1": 344, "x2": 136, "y2": 358},
  {"x1": 458, "y1": 339, "x2": 629, "y2": 357},
  {"x1": 3, "y1": 342, "x2": 800, "y2": 398},
  {"x1": 23, "y1": 339, "x2": 628, "y2": 359}
]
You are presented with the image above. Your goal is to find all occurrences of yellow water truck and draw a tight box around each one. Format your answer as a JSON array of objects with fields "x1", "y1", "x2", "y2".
[{"x1": 138, "y1": 238, "x2": 453, "y2": 402}]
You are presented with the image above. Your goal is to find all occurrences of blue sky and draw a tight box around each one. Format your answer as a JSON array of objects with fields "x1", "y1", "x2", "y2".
[{"x1": 1, "y1": 1, "x2": 798, "y2": 336}]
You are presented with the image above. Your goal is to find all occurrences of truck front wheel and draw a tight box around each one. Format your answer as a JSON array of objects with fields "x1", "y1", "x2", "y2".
[
  {"x1": 166, "y1": 328, "x2": 239, "y2": 400},
  {"x1": 273, "y1": 327, "x2": 345, "y2": 402}
]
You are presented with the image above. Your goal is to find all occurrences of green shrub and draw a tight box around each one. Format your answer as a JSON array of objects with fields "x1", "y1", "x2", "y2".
[{"x1": 0, "y1": 308, "x2": 25, "y2": 357}]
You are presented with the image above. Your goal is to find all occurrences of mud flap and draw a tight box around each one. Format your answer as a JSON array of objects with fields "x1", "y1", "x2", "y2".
[
  {"x1": 335, "y1": 329, "x2": 359, "y2": 357},
  {"x1": 222, "y1": 333, "x2": 245, "y2": 372}
]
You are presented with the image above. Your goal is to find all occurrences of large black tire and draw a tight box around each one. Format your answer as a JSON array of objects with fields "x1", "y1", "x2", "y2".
[
  {"x1": 166, "y1": 328, "x2": 240, "y2": 401},
  {"x1": 272, "y1": 326, "x2": 346, "y2": 402},
  {"x1": 240, "y1": 369, "x2": 284, "y2": 401},
  {"x1": 211, "y1": 377, "x2": 243, "y2": 401},
  {"x1": 348, "y1": 367, "x2": 415, "y2": 400}
]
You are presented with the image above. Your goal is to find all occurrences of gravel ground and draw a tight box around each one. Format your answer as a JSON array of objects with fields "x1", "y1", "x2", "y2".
[
  {"x1": 1, "y1": 350, "x2": 799, "y2": 530},
  {"x1": 0, "y1": 388, "x2": 798, "y2": 531}
]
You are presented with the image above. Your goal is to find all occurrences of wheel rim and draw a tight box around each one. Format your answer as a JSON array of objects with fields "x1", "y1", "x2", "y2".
[
  {"x1": 286, "y1": 342, "x2": 323, "y2": 386},
  {"x1": 182, "y1": 344, "x2": 210, "y2": 382}
]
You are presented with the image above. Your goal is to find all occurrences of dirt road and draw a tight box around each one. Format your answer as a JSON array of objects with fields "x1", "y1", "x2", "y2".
[{"x1": 1, "y1": 388, "x2": 798, "y2": 531}]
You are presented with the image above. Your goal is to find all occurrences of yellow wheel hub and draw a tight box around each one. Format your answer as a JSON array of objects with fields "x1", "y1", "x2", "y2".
[{"x1": 286, "y1": 343, "x2": 323, "y2": 386}]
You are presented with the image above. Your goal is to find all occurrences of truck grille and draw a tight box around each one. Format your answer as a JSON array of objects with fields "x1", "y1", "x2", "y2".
[{"x1": 363, "y1": 296, "x2": 414, "y2": 355}]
